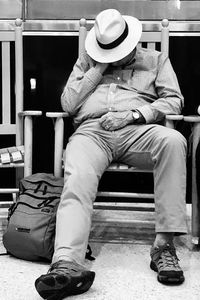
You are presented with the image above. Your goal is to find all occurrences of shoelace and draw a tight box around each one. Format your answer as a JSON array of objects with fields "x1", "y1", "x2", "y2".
[
  {"x1": 154, "y1": 245, "x2": 180, "y2": 269},
  {"x1": 160, "y1": 247, "x2": 180, "y2": 268},
  {"x1": 48, "y1": 261, "x2": 84, "y2": 275}
]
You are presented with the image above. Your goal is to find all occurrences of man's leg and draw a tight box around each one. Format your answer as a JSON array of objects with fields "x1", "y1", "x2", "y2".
[
  {"x1": 118, "y1": 124, "x2": 187, "y2": 284},
  {"x1": 53, "y1": 133, "x2": 111, "y2": 265},
  {"x1": 35, "y1": 132, "x2": 111, "y2": 299},
  {"x1": 146, "y1": 126, "x2": 187, "y2": 284}
]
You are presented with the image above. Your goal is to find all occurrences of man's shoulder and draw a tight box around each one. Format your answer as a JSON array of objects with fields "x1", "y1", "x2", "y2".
[
  {"x1": 136, "y1": 47, "x2": 167, "y2": 67},
  {"x1": 137, "y1": 46, "x2": 162, "y2": 58}
]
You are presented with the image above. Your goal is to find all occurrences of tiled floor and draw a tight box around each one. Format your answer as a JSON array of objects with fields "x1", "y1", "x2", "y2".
[{"x1": 0, "y1": 204, "x2": 200, "y2": 300}]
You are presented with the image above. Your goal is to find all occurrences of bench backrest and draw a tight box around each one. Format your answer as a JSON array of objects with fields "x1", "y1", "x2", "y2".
[{"x1": 0, "y1": 19, "x2": 23, "y2": 146}]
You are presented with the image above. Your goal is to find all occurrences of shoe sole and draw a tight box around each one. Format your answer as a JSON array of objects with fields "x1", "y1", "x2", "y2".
[
  {"x1": 150, "y1": 261, "x2": 185, "y2": 285},
  {"x1": 35, "y1": 271, "x2": 95, "y2": 300}
]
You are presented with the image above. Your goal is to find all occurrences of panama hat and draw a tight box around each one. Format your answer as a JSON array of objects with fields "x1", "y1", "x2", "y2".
[{"x1": 85, "y1": 9, "x2": 142, "y2": 63}]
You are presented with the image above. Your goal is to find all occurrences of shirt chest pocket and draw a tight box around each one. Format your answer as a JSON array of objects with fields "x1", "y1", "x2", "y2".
[{"x1": 127, "y1": 70, "x2": 156, "y2": 93}]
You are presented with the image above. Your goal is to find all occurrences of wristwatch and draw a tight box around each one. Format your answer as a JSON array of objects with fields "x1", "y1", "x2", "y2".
[{"x1": 132, "y1": 110, "x2": 140, "y2": 122}]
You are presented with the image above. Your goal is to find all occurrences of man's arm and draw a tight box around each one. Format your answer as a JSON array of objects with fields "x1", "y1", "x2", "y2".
[
  {"x1": 136, "y1": 54, "x2": 184, "y2": 124},
  {"x1": 99, "y1": 109, "x2": 145, "y2": 131},
  {"x1": 61, "y1": 53, "x2": 108, "y2": 115}
]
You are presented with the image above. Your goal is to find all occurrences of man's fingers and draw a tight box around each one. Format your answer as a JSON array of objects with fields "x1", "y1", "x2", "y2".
[{"x1": 99, "y1": 113, "x2": 110, "y2": 126}]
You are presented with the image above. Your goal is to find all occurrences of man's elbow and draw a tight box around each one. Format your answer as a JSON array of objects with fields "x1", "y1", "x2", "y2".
[
  {"x1": 60, "y1": 92, "x2": 68, "y2": 112},
  {"x1": 61, "y1": 95, "x2": 78, "y2": 116}
]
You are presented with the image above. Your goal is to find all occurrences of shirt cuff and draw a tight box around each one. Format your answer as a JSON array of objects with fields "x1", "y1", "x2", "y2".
[{"x1": 136, "y1": 105, "x2": 154, "y2": 124}]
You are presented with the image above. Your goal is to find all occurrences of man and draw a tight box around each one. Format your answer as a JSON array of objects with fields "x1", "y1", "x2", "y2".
[{"x1": 35, "y1": 9, "x2": 187, "y2": 299}]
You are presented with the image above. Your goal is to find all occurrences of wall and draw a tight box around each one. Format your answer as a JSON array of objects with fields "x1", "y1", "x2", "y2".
[{"x1": 1, "y1": 0, "x2": 200, "y2": 21}]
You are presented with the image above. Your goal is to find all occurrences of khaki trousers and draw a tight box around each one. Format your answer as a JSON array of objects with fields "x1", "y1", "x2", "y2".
[{"x1": 53, "y1": 119, "x2": 187, "y2": 265}]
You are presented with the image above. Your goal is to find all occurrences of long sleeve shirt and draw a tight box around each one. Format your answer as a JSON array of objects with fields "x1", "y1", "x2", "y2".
[{"x1": 61, "y1": 47, "x2": 184, "y2": 128}]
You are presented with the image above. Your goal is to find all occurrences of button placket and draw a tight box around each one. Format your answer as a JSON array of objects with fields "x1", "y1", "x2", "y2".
[{"x1": 107, "y1": 83, "x2": 116, "y2": 112}]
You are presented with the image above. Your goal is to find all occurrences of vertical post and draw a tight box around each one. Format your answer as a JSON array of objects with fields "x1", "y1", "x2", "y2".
[
  {"x1": 161, "y1": 19, "x2": 169, "y2": 56},
  {"x1": 54, "y1": 117, "x2": 64, "y2": 177},
  {"x1": 79, "y1": 18, "x2": 87, "y2": 58},
  {"x1": 21, "y1": 0, "x2": 26, "y2": 22},
  {"x1": 165, "y1": 119, "x2": 174, "y2": 129},
  {"x1": 2, "y1": 41, "x2": 11, "y2": 124},
  {"x1": 15, "y1": 19, "x2": 24, "y2": 186},
  {"x1": 191, "y1": 122, "x2": 200, "y2": 240},
  {"x1": 24, "y1": 115, "x2": 33, "y2": 176},
  {"x1": 15, "y1": 18, "x2": 23, "y2": 147}
]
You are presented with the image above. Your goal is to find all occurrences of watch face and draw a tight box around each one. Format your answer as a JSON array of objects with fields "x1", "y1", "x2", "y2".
[{"x1": 132, "y1": 112, "x2": 140, "y2": 120}]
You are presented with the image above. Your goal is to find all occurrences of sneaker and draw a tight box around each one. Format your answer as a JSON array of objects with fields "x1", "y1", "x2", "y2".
[
  {"x1": 35, "y1": 260, "x2": 95, "y2": 300},
  {"x1": 150, "y1": 243, "x2": 184, "y2": 284}
]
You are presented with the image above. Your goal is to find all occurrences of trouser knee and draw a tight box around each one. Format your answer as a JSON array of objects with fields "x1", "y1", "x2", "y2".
[{"x1": 161, "y1": 130, "x2": 187, "y2": 155}]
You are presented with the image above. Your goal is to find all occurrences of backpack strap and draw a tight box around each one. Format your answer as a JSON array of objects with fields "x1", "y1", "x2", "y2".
[{"x1": 85, "y1": 244, "x2": 95, "y2": 261}]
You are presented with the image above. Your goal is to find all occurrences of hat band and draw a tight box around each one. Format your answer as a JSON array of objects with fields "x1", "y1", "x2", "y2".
[{"x1": 97, "y1": 21, "x2": 128, "y2": 50}]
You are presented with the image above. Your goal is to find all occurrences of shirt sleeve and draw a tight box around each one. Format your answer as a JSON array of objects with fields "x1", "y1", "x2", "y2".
[
  {"x1": 61, "y1": 53, "x2": 103, "y2": 115},
  {"x1": 136, "y1": 54, "x2": 184, "y2": 124}
]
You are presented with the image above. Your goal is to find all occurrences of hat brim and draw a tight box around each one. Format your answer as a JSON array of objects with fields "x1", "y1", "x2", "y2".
[{"x1": 85, "y1": 16, "x2": 142, "y2": 63}]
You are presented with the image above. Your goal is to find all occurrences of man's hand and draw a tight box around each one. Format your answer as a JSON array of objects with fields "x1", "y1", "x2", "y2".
[
  {"x1": 87, "y1": 55, "x2": 109, "y2": 74},
  {"x1": 99, "y1": 111, "x2": 133, "y2": 131}
]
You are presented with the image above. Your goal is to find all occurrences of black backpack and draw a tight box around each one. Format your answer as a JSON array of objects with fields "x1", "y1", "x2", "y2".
[{"x1": 3, "y1": 173, "x2": 94, "y2": 261}]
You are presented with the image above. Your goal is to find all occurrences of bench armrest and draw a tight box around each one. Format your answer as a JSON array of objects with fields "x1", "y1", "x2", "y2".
[
  {"x1": 18, "y1": 110, "x2": 42, "y2": 117},
  {"x1": 166, "y1": 114, "x2": 183, "y2": 121},
  {"x1": 46, "y1": 112, "x2": 69, "y2": 118},
  {"x1": 165, "y1": 114, "x2": 183, "y2": 128},
  {"x1": 184, "y1": 115, "x2": 200, "y2": 123}
]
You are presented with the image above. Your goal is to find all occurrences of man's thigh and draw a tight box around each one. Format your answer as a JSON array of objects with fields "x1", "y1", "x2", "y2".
[
  {"x1": 64, "y1": 133, "x2": 111, "y2": 178},
  {"x1": 118, "y1": 124, "x2": 186, "y2": 168}
]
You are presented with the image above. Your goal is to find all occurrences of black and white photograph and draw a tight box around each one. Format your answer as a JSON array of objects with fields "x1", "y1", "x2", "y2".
[{"x1": 0, "y1": 1, "x2": 200, "y2": 299}]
